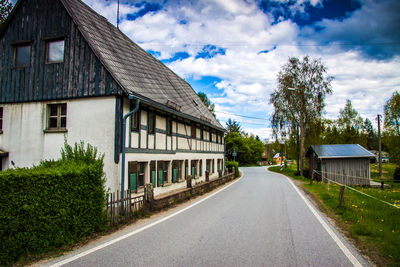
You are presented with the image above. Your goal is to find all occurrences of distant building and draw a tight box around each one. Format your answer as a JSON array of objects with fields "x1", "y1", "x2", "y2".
[
  {"x1": 273, "y1": 153, "x2": 285, "y2": 165},
  {"x1": 307, "y1": 144, "x2": 375, "y2": 185},
  {"x1": 368, "y1": 150, "x2": 390, "y2": 163}
]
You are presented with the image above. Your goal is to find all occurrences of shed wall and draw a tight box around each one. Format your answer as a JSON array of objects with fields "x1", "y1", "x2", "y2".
[{"x1": 321, "y1": 158, "x2": 370, "y2": 185}]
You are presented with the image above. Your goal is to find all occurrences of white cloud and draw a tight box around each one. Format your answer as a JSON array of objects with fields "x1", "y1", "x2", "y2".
[{"x1": 82, "y1": 0, "x2": 400, "y2": 137}]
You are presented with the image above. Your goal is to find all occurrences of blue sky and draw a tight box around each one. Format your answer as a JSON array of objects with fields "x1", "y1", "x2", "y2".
[{"x1": 30, "y1": 0, "x2": 400, "y2": 140}]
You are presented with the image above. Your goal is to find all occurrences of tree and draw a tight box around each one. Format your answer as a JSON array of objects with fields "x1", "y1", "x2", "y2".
[
  {"x1": 197, "y1": 91, "x2": 216, "y2": 117},
  {"x1": 225, "y1": 132, "x2": 264, "y2": 165},
  {"x1": 0, "y1": 0, "x2": 12, "y2": 27},
  {"x1": 363, "y1": 118, "x2": 378, "y2": 150},
  {"x1": 337, "y1": 99, "x2": 363, "y2": 130},
  {"x1": 336, "y1": 100, "x2": 366, "y2": 146},
  {"x1": 225, "y1": 118, "x2": 241, "y2": 134},
  {"x1": 384, "y1": 91, "x2": 400, "y2": 135},
  {"x1": 270, "y1": 56, "x2": 332, "y2": 176}
]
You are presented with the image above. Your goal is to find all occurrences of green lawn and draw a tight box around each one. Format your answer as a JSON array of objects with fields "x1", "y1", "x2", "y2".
[
  {"x1": 270, "y1": 164, "x2": 400, "y2": 267},
  {"x1": 371, "y1": 163, "x2": 399, "y2": 188}
]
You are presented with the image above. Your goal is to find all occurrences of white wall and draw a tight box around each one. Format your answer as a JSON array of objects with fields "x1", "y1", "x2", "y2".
[{"x1": 0, "y1": 96, "x2": 120, "y2": 192}]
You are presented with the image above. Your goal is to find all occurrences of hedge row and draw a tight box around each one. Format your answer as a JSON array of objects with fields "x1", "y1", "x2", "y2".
[
  {"x1": 226, "y1": 160, "x2": 239, "y2": 177},
  {"x1": 0, "y1": 145, "x2": 106, "y2": 265}
]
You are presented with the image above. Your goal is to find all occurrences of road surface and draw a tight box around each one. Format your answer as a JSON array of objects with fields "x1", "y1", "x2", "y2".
[{"x1": 43, "y1": 167, "x2": 370, "y2": 267}]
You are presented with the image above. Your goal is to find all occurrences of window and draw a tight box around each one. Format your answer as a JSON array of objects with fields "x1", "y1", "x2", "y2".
[
  {"x1": 157, "y1": 161, "x2": 169, "y2": 186},
  {"x1": 200, "y1": 128, "x2": 204, "y2": 140},
  {"x1": 131, "y1": 111, "x2": 139, "y2": 131},
  {"x1": 167, "y1": 118, "x2": 172, "y2": 135},
  {"x1": 46, "y1": 39, "x2": 65, "y2": 63},
  {"x1": 0, "y1": 107, "x2": 3, "y2": 132},
  {"x1": 148, "y1": 113, "x2": 155, "y2": 134},
  {"x1": 138, "y1": 162, "x2": 145, "y2": 187},
  {"x1": 48, "y1": 103, "x2": 67, "y2": 130},
  {"x1": 191, "y1": 123, "x2": 196, "y2": 138},
  {"x1": 13, "y1": 44, "x2": 31, "y2": 67},
  {"x1": 209, "y1": 130, "x2": 212, "y2": 142},
  {"x1": 128, "y1": 161, "x2": 146, "y2": 192},
  {"x1": 172, "y1": 160, "x2": 181, "y2": 183}
]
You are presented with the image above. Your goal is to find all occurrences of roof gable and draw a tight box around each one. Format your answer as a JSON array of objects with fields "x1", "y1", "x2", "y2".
[
  {"x1": 308, "y1": 144, "x2": 375, "y2": 159},
  {"x1": 60, "y1": 0, "x2": 223, "y2": 130}
]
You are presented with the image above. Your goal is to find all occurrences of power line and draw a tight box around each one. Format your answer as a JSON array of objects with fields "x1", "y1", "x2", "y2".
[
  {"x1": 139, "y1": 41, "x2": 400, "y2": 48},
  {"x1": 215, "y1": 110, "x2": 269, "y2": 121}
]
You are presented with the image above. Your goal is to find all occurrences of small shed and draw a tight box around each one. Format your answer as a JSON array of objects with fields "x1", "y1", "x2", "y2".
[{"x1": 306, "y1": 144, "x2": 375, "y2": 185}]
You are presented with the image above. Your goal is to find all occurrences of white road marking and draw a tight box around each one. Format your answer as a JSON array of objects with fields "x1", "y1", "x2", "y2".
[
  {"x1": 285, "y1": 176, "x2": 363, "y2": 267},
  {"x1": 48, "y1": 177, "x2": 242, "y2": 267}
]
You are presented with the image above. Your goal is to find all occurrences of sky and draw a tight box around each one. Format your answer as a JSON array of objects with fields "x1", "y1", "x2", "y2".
[{"x1": 15, "y1": 0, "x2": 400, "y2": 140}]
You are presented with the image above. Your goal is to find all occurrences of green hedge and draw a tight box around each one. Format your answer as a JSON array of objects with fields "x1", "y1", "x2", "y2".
[
  {"x1": 226, "y1": 161, "x2": 239, "y2": 177},
  {"x1": 0, "y1": 143, "x2": 106, "y2": 266}
]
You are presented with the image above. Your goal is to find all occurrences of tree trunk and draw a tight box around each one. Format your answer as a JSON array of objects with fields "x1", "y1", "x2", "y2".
[
  {"x1": 296, "y1": 125, "x2": 300, "y2": 174},
  {"x1": 300, "y1": 115, "x2": 305, "y2": 177}
]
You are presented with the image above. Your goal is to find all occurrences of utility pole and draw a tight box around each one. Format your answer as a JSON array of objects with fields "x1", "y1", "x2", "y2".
[
  {"x1": 377, "y1": 114, "x2": 382, "y2": 179},
  {"x1": 117, "y1": 0, "x2": 120, "y2": 29}
]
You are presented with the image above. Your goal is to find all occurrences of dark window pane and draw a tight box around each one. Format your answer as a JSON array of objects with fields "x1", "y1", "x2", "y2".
[
  {"x1": 138, "y1": 174, "x2": 144, "y2": 186},
  {"x1": 149, "y1": 114, "x2": 154, "y2": 133},
  {"x1": 49, "y1": 118, "x2": 58, "y2": 128},
  {"x1": 15, "y1": 45, "x2": 31, "y2": 67},
  {"x1": 60, "y1": 117, "x2": 66, "y2": 128},
  {"x1": 60, "y1": 103, "x2": 67, "y2": 115},
  {"x1": 47, "y1": 40, "x2": 64, "y2": 63},
  {"x1": 50, "y1": 105, "x2": 58, "y2": 116}
]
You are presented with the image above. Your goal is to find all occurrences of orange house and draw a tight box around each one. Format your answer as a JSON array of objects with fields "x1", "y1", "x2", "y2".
[{"x1": 273, "y1": 153, "x2": 286, "y2": 165}]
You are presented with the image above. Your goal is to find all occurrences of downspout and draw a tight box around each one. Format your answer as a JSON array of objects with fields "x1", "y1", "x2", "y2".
[{"x1": 121, "y1": 96, "x2": 140, "y2": 202}]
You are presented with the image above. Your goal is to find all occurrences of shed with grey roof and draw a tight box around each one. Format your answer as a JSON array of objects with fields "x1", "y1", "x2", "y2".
[{"x1": 306, "y1": 144, "x2": 375, "y2": 185}]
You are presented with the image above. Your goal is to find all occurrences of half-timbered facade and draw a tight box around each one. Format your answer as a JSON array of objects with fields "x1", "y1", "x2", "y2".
[{"x1": 0, "y1": 0, "x2": 225, "y2": 195}]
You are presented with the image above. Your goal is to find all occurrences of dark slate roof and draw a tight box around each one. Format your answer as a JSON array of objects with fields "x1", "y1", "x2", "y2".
[
  {"x1": 60, "y1": 0, "x2": 223, "y2": 130},
  {"x1": 307, "y1": 144, "x2": 375, "y2": 159}
]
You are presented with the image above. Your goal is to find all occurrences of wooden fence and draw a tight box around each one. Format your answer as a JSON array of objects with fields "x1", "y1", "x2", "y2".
[{"x1": 105, "y1": 190, "x2": 144, "y2": 225}]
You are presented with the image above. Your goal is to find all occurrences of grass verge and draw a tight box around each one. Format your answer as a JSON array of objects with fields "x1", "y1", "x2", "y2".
[{"x1": 270, "y1": 165, "x2": 400, "y2": 267}]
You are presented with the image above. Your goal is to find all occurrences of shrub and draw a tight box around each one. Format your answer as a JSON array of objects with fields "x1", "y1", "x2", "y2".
[
  {"x1": 226, "y1": 161, "x2": 239, "y2": 177},
  {"x1": 394, "y1": 167, "x2": 400, "y2": 183},
  {"x1": 0, "y1": 141, "x2": 106, "y2": 266}
]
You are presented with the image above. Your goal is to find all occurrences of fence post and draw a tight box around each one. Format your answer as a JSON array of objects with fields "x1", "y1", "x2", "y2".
[
  {"x1": 144, "y1": 183, "x2": 154, "y2": 211},
  {"x1": 187, "y1": 175, "x2": 193, "y2": 188},
  {"x1": 338, "y1": 186, "x2": 345, "y2": 207},
  {"x1": 381, "y1": 181, "x2": 384, "y2": 190}
]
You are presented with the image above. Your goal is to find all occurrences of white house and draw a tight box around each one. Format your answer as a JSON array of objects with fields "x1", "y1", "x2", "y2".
[{"x1": 0, "y1": 0, "x2": 226, "y2": 196}]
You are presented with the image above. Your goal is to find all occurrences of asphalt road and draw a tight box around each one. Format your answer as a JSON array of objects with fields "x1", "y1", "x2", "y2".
[{"x1": 44, "y1": 167, "x2": 370, "y2": 267}]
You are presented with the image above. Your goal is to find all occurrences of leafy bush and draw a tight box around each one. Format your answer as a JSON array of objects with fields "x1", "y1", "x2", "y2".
[
  {"x1": 394, "y1": 167, "x2": 400, "y2": 183},
  {"x1": 226, "y1": 161, "x2": 239, "y2": 177},
  {"x1": 0, "y1": 141, "x2": 106, "y2": 266}
]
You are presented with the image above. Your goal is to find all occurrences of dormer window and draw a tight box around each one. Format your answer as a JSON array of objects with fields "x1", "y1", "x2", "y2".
[
  {"x1": 46, "y1": 39, "x2": 65, "y2": 63},
  {"x1": 13, "y1": 43, "x2": 31, "y2": 68}
]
